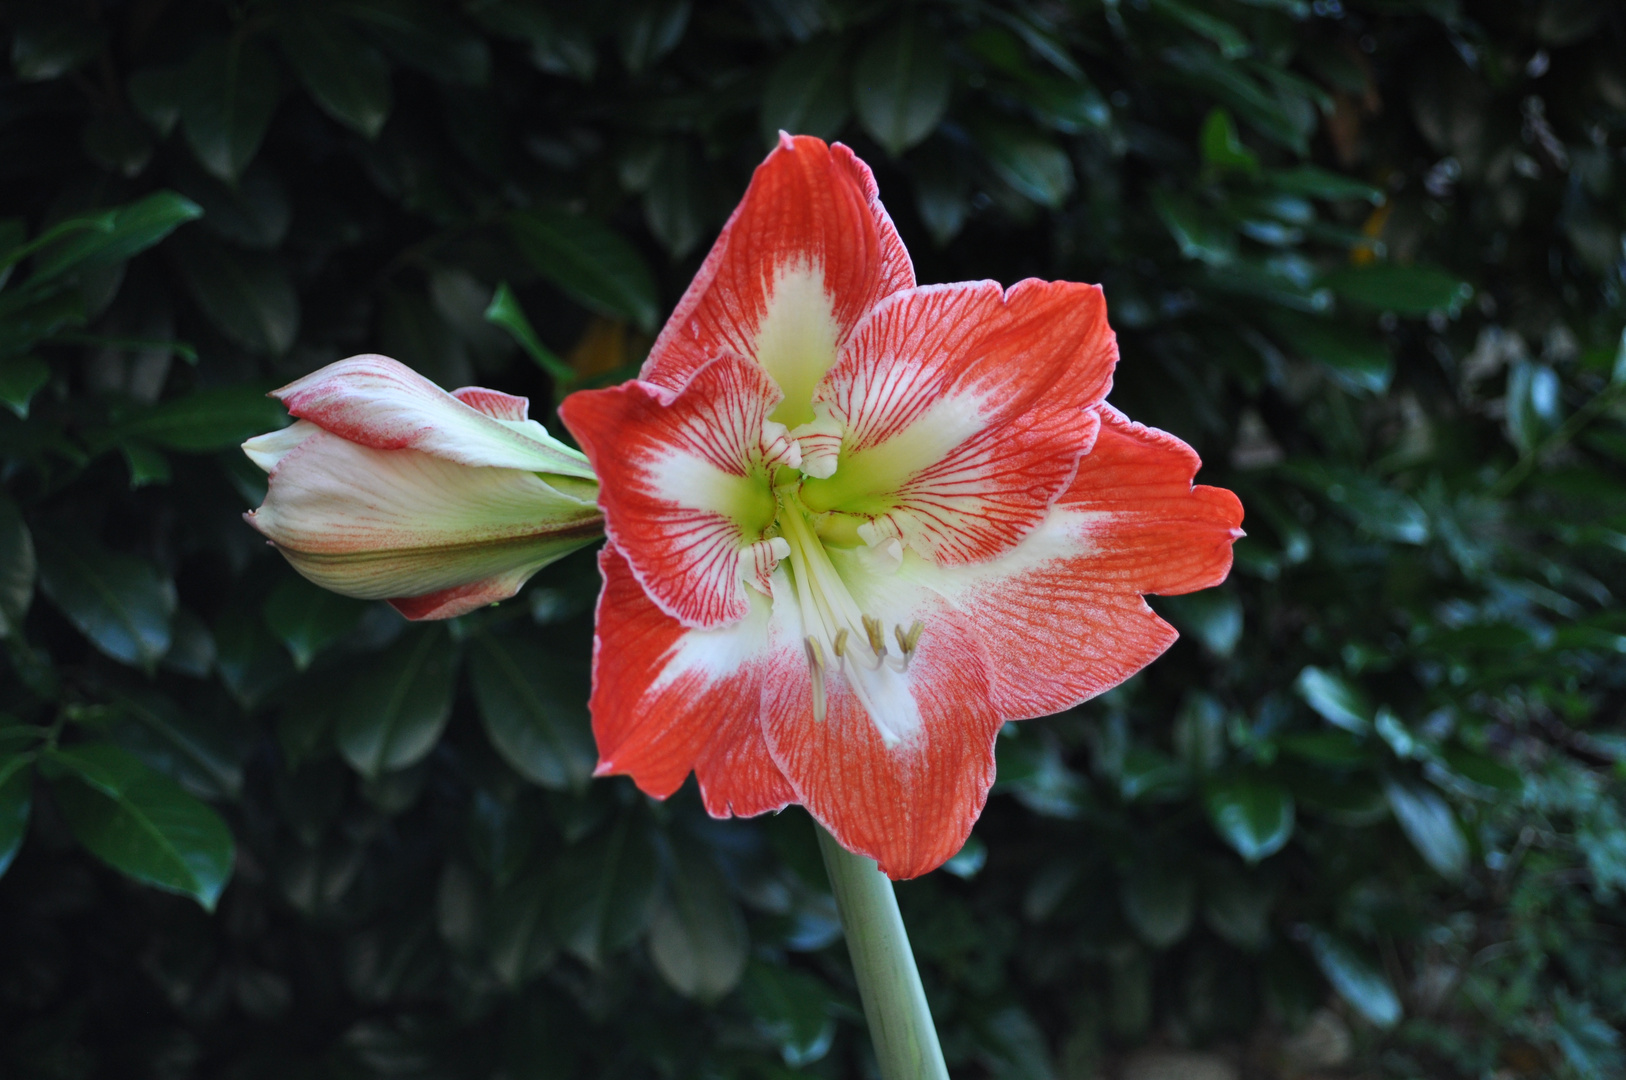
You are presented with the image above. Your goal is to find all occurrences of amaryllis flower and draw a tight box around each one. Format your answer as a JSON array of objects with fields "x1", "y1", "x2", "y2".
[
  {"x1": 244, "y1": 355, "x2": 602, "y2": 620},
  {"x1": 561, "y1": 135, "x2": 1244, "y2": 879}
]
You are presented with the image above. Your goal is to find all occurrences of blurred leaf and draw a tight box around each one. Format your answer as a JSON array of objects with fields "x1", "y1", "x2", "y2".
[
  {"x1": 974, "y1": 121, "x2": 1074, "y2": 208},
  {"x1": 0, "y1": 755, "x2": 32, "y2": 879},
  {"x1": 1206, "y1": 774, "x2": 1295, "y2": 862},
  {"x1": 110, "y1": 689, "x2": 247, "y2": 801},
  {"x1": 1119, "y1": 861, "x2": 1195, "y2": 948},
  {"x1": 618, "y1": 0, "x2": 689, "y2": 73},
  {"x1": 341, "y1": 0, "x2": 491, "y2": 85},
  {"x1": 1269, "y1": 165, "x2": 1383, "y2": 204},
  {"x1": 549, "y1": 810, "x2": 658, "y2": 966},
  {"x1": 852, "y1": 16, "x2": 950, "y2": 156},
  {"x1": 978, "y1": 1005, "x2": 1056, "y2": 1080},
  {"x1": 1384, "y1": 777, "x2": 1469, "y2": 879},
  {"x1": 263, "y1": 575, "x2": 367, "y2": 671},
  {"x1": 1154, "y1": 191, "x2": 1235, "y2": 266},
  {"x1": 509, "y1": 208, "x2": 658, "y2": 333},
  {"x1": 171, "y1": 233, "x2": 300, "y2": 355},
  {"x1": 336, "y1": 627, "x2": 460, "y2": 778},
  {"x1": 11, "y1": 14, "x2": 105, "y2": 81},
  {"x1": 36, "y1": 535, "x2": 175, "y2": 670},
  {"x1": 469, "y1": 633, "x2": 595, "y2": 791},
  {"x1": 740, "y1": 963, "x2": 837, "y2": 1067},
  {"x1": 0, "y1": 355, "x2": 49, "y2": 418},
  {"x1": 119, "y1": 384, "x2": 288, "y2": 452},
  {"x1": 43, "y1": 743, "x2": 234, "y2": 910},
  {"x1": 1267, "y1": 311, "x2": 1392, "y2": 393},
  {"x1": 1294, "y1": 667, "x2": 1371, "y2": 733},
  {"x1": 1440, "y1": 745, "x2": 1521, "y2": 793},
  {"x1": 1200, "y1": 107, "x2": 1259, "y2": 172},
  {"x1": 762, "y1": 38, "x2": 850, "y2": 144},
  {"x1": 1156, "y1": 589, "x2": 1243, "y2": 657},
  {"x1": 29, "y1": 191, "x2": 203, "y2": 283},
  {"x1": 649, "y1": 836, "x2": 747, "y2": 1003},
  {"x1": 128, "y1": 65, "x2": 186, "y2": 136},
  {"x1": 81, "y1": 112, "x2": 155, "y2": 178},
  {"x1": 276, "y1": 2, "x2": 393, "y2": 138},
  {"x1": 1284, "y1": 463, "x2": 1430, "y2": 544},
  {"x1": 1304, "y1": 929, "x2": 1401, "y2": 1028},
  {"x1": 1155, "y1": 0, "x2": 1250, "y2": 59},
  {"x1": 0, "y1": 495, "x2": 35, "y2": 638},
  {"x1": 180, "y1": 38, "x2": 280, "y2": 182},
  {"x1": 642, "y1": 142, "x2": 708, "y2": 259},
  {"x1": 487, "y1": 868, "x2": 557, "y2": 987},
  {"x1": 1202, "y1": 863, "x2": 1272, "y2": 950},
  {"x1": 483, "y1": 281, "x2": 574, "y2": 381},
  {"x1": 1324, "y1": 264, "x2": 1472, "y2": 316}
]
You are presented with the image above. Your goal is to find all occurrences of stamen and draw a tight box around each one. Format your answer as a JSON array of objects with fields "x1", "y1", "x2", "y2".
[
  {"x1": 805, "y1": 637, "x2": 827, "y2": 723},
  {"x1": 863, "y1": 615, "x2": 888, "y2": 657},
  {"x1": 900, "y1": 620, "x2": 924, "y2": 654},
  {"x1": 833, "y1": 628, "x2": 849, "y2": 658}
]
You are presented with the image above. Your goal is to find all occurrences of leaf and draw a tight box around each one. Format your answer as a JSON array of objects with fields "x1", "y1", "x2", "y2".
[
  {"x1": 0, "y1": 494, "x2": 36, "y2": 638},
  {"x1": 469, "y1": 633, "x2": 595, "y2": 791},
  {"x1": 740, "y1": 963, "x2": 838, "y2": 1067},
  {"x1": 0, "y1": 289, "x2": 86, "y2": 359},
  {"x1": 852, "y1": 16, "x2": 950, "y2": 156},
  {"x1": 1284, "y1": 463, "x2": 1431, "y2": 544},
  {"x1": 1384, "y1": 777, "x2": 1469, "y2": 879},
  {"x1": 761, "y1": 37, "x2": 850, "y2": 144},
  {"x1": 617, "y1": 0, "x2": 690, "y2": 73},
  {"x1": 483, "y1": 282, "x2": 574, "y2": 381},
  {"x1": 1323, "y1": 264, "x2": 1472, "y2": 316},
  {"x1": 36, "y1": 534, "x2": 175, "y2": 669},
  {"x1": 649, "y1": 836, "x2": 748, "y2": 1003},
  {"x1": 508, "y1": 208, "x2": 659, "y2": 333},
  {"x1": 0, "y1": 755, "x2": 33, "y2": 879},
  {"x1": 1200, "y1": 107, "x2": 1259, "y2": 172},
  {"x1": 641, "y1": 142, "x2": 708, "y2": 260},
  {"x1": 1201, "y1": 863, "x2": 1272, "y2": 950},
  {"x1": 180, "y1": 38, "x2": 281, "y2": 182},
  {"x1": 1304, "y1": 929, "x2": 1401, "y2": 1028},
  {"x1": 0, "y1": 355, "x2": 48, "y2": 419},
  {"x1": 549, "y1": 811, "x2": 658, "y2": 966},
  {"x1": 170, "y1": 233, "x2": 300, "y2": 355},
  {"x1": 1155, "y1": 588, "x2": 1243, "y2": 657},
  {"x1": 119, "y1": 384, "x2": 288, "y2": 452},
  {"x1": 1267, "y1": 311, "x2": 1392, "y2": 393},
  {"x1": 486, "y1": 868, "x2": 557, "y2": 987},
  {"x1": 1269, "y1": 165, "x2": 1382, "y2": 204},
  {"x1": 263, "y1": 575, "x2": 367, "y2": 670},
  {"x1": 336, "y1": 627, "x2": 460, "y2": 778},
  {"x1": 1294, "y1": 666, "x2": 1371, "y2": 733},
  {"x1": 1119, "y1": 861, "x2": 1196, "y2": 948},
  {"x1": 1153, "y1": 191, "x2": 1235, "y2": 266},
  {"x1": 128, "y1": 65, "x2": 187, "y2": 137},
  {"x1": 29, "y1": 191, "x2": 203, "y2": 283},
  {"x1": 974, "y1": 121, "x2": 1074, "y2": 208},
  {"x1": 11, "y1": 15, "x2": 105, "y2": 82},
  {"x1": 276, "y1": 3, "x2": 393, "y2": 138},
  {"x1": 1206, "y1": 774, "x2": 1295, "y2": 862},
  {"x1": 341, "y1": 0, "x2": 491, "y2": 86},
  {"x1": 109, "y1": 689, "x2": 247, "y2": 801},
  {"x1": 43, "y1": 743, "x2": 234, "y2": 910},
  {"x1": 1440, "y1": 745, "x2": 1522, "y2": 793}
]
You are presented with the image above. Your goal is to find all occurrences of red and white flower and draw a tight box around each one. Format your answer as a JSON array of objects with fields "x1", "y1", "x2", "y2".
[
  {"x1": 560, "y1": 135, "x2": 1244, "y2": 879},
  {"x1": 244, "y1": 354, "x2": 602, "y2": 620}
]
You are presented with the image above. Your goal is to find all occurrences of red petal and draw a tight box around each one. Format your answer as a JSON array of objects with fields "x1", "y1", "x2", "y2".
[
  {"x1": 388, "y1": 576, "x2": 520, "y2": 620},
  {"x1": 451, "y1": 386, "x2": 530, "y2": 421},
  {"x1": 951, "y1": 405, "x2": 1244, "y2": 720},
  {"x1": 759, "y1": 598, "x2": 1001, "y2": 880},
  {"x1": 559, "y1": 353, "x2": 788, "y2": 629},
  {"x1": 804, "y1": 279, "x2": 1115, "y2": 564},
  {"x1": 641, "y1": 135, "x2": 914, "y2": 393},
  {"x1": 590, "y1": 546, "x2": 793, "y2": 816}
]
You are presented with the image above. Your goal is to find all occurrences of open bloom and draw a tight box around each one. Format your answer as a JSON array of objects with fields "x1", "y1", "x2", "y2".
[
  {"x1": 244, "y1": 354, "x2": 602, "y2": 619},
  {"x1": 559, "y1": 135, "x2": 1244, "y2": 879}
]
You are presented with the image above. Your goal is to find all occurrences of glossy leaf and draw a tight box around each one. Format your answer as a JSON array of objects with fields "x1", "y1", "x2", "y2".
[
  {"x1": 36, "y1": 535, "x2": 175, "y2": 669},
  {"x1": 852, "y1": 17, "x2": 950, "y2": 156},
  {"x1": 1206, "y1": 774, "x2": 1295, "y2": 862},
  {"x1": 975, "y1": 121, "x2": 1074, "y2": 208},
  {"x1": 0, "y1": 355, "x2": 50, "y2": 418},
  {"x1": 469, "y1": 633, "x2": 594, "y2": 791},
  {"x1": 170, "y1": 233, "x2": 300, "y2": 355},
  {"x1": 0, "y1": 755, "x2": 33, "y2": 879},
  {"x1": 28, "y1": 191, "x2": 202, "y2": 283},
  {"x1": 549, "y1": 811, "x2": 657, "y2": 966},
  {"x1": 1385, "y1": 777, "x2": 1469, "y2": 879},
  {"x1": 180, "y1": 38, "x2": 280, "y2": 181},
  {"x1": 1324, "y1": 264, "x2": 1472, "y2": 316},
  {"x1": 0, "y1": 494, "x2": 35, "y2": 639},
  {"x1": 740, "y1": 963, "x2": 838, "y2": 1068},
  {"x1": 1119, "y1": 861, "x2": 1196, "y2": 949},
  {"x1": 109, "y1": 690, "x2": 248, "y2": 802},
  {"x1": 263, "y1": 574, "x2": 367, "y2": 671},
  {"x1": 276, "y1": 3, "x2": 393, "y2": 138},
  {"x1": 336, "y1": 627, "x2": 459, "y2": 778},
  {"x1": 1305, "y1": 929, "x2": 1401, "y2": 1028},
  {"x1": 119, "y1": 384, "x2": 288, "y2": 452},
  {"x1": 509, "y1": 208, "x2": 658, "y2": 333},
  {"x1": 1294, "y1": 666, "x2": 1371, "y2": 733},
  {"x1": 1267, "y1": 311, "x2": 1392, "y2": 393},
  {"x1": 648, "y1": 836, "x2": 748, "y2": 1003},
  {"x1": 761, "y1": 37, "x2": 850, "y2": 144},
  {"x1": 342, "y1": 0, "x2": 491, "y2": 86},
  {"x1": 44, "y1": 743, "x2": 234, "y2": 910}
]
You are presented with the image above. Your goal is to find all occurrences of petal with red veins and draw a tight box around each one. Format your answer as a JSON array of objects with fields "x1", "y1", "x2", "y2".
[
  {"x1": 799, "y1": 279, "x2": 1116, "y2": 564},
  {"x1": 918, "y1": 405, "x2": 1244, "y2": 720},
  {"x1": 641, "y1": 135, "x2": 914, "y2": 427},
  {"x1": 591, "y1": 545, "x2": 793, "y2": 817},
  {"x1": 560, "y1": 352, "x2": 793, "y2": 629},
  {"x1": 276, "y1": 354, "x2": 595, "y2": 479},
  {"x1": 757, "y1": 561, "x2": 1000, "y2": 880}
]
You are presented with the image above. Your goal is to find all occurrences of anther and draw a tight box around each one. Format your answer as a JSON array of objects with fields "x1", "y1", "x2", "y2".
[
  {"x1": 833, "y1": 628, "x2": 849, "y2": 658},
  {"x1": 863, "y1": 615, "x2": 888, "y2": 657},
  {"x1": 805, "y1": 637, "x2": 828, "y2": 723},
  {"x1": 899, "y1": 620, "x2": 924, "y2": 654}
]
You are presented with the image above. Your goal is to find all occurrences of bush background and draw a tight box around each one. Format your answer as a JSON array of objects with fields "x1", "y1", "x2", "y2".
[{"x1": 2, "y1": 1, "x2": 1624, "y2": 1077}]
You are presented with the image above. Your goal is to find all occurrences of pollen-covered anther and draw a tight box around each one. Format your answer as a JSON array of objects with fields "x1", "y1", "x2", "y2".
[{"x1": 862, "y1": 615, "x2": 888, "y2": 657}]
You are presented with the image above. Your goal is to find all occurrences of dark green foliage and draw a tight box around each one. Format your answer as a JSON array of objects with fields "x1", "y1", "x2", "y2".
[{"x1": 1, "y1": 1, "x2": 1623, "y2": 1078}]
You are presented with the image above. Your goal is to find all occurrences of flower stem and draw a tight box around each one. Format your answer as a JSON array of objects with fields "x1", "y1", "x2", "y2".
[{"x1": 815, "y1": 823, "x2": 949, "y2": 1080}]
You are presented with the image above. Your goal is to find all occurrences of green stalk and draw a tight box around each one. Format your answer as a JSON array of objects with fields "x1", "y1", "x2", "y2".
[{"x1": 816, "y1": 823, "x2": 949, "y2": 1080}]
